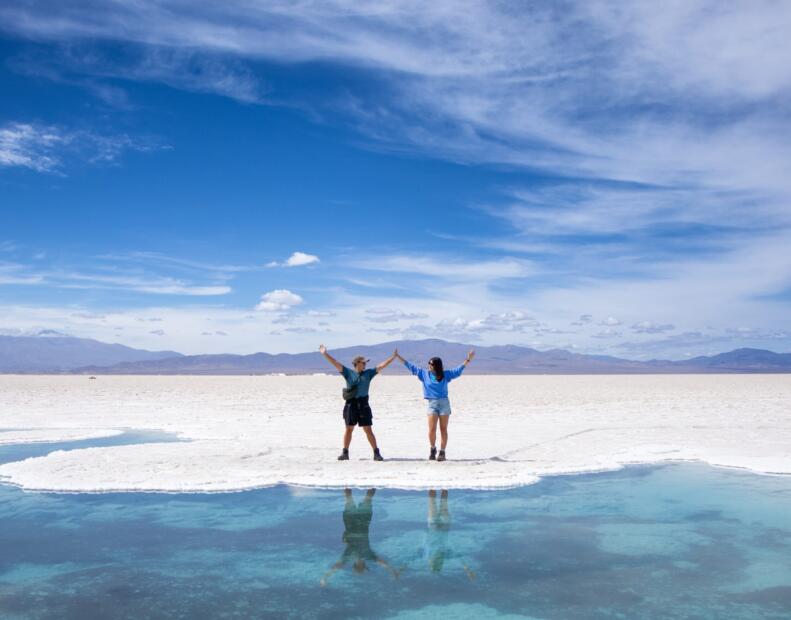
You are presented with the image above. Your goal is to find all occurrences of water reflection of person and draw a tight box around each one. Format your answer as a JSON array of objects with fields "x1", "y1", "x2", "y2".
[
  {"x1": 426, "y1": 490, "x2": 475, "y2": 580},
  {"x1": 321, "y1": 488, "x2": 399, "y2": 586}
]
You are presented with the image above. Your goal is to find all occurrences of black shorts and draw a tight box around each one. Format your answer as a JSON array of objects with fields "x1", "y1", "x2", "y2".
[{"x1": 343, "y1": 396, "x2": 373, "y2": 427}]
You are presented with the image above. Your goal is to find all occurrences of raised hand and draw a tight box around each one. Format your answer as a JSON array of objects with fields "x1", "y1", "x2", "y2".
[
  {"x1": 466, "y1": 350, "x2": 476, "y2": 362},
  {"x1": 319, "y1": 344, "x2": 327, "y2": 355}
]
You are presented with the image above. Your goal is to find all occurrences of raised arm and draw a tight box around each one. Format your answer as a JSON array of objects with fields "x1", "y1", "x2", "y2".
[
  {"x1": 398, "y1": 354, "x2": 424, "y2": 379},
  {"x1": 462, "y1": 350, "x2": 475, "y2": 367},
  {"x1": 319, "y1": 344, "x2": 344, "y2": 373},
  {"x1": 376, "y1": 350, "x2": 398, "y2": 373},
  {"x1": 445, "y1": 350, "x2": 476, "y2": 381}
]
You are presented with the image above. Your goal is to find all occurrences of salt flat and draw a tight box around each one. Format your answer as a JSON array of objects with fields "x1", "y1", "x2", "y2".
[{"x1": 0, "y1": 374, "x2": 789, "y2": 492}]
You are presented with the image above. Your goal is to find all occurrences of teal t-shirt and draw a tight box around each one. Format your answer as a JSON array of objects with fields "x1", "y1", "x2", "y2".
[{"x1": 341, "y1": 366, "x2": 378, "y2": 398}]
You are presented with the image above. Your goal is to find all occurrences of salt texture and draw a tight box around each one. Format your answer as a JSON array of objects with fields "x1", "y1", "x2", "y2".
[{"x1": 0, "y1": 374, "x2": 789, "y2": 492}]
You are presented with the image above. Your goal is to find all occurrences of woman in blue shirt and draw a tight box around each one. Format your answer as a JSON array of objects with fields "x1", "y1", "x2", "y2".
[{"x1": 395, "y1": 349, "x2": 475, "y2": 461}]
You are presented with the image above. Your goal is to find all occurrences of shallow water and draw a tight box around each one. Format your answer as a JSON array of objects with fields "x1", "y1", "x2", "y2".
[
  {"x1": 1, "y1": 456, "x2": 790, "y2": 619},
  {"x1": 0, "y1": 430, "x2": 184, "y2": 466}
]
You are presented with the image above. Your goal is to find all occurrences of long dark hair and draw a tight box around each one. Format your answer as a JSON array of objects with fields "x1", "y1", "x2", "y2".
[{"x1": 429, "y1": 357, "x2": 444, "y2": 381}]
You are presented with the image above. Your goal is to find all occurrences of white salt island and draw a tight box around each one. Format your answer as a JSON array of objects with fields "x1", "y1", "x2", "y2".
[{"x1": 0, "y1": 374, "x2": 789, "y2": 492}]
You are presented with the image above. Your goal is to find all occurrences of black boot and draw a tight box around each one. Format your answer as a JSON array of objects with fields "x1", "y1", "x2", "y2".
[
  {"x1": 437, "y1": 450, "x2": 446, "y2": 462},
  {"x1": 337, "y1": 448, "x2": 349, "y2": 461},
  {"x1": 429, "y1": 447, "x2": 437, "y2": 460},
  {"x1": 373, "y1": 448, "x2": 384, "y2": 461}
]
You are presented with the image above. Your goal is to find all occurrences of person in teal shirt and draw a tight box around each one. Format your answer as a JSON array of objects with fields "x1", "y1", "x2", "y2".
[
  {"x1": 396, "y1": 349, "x2": 475, "y2": 461},
  {"x1": 319, "y1": 344, "x2": 397, "y2": 461}
]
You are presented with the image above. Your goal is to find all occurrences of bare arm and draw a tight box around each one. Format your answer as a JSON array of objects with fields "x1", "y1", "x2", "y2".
[
  {"x1": 376, "y1": 556, "x2": 401, "y2": 580},
  {"x1": 462, "y1": 350, "x2": 475, "y2": 367},
  {"x1": 319, "y1": 344, "x2": 344, "y2": 373},
  {"x1": 376, "y1": 350, "x2": 398, "y2": 373},
  {"x1": 320, "y1": 562, "x2": 345, "y2": 586}
]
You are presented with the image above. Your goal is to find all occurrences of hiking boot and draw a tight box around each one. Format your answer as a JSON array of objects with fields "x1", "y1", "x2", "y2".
[
  {"x1": 429, "y1": 447, "x2": 437, "y2": 461},
  {"x1": 437, "y1": 450, "x2": 446, "y2": 462},
  {"x1": 338, "y1": 450, "x2": 349, "y2": 461},
  {"x1": 373, "y1": 448, "x2": 384, "y2": 462}
]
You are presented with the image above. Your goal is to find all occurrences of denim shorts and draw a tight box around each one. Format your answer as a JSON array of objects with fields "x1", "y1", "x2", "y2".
[{"x1": 426, "y1": 397, "x2": 452, "y2": 416}]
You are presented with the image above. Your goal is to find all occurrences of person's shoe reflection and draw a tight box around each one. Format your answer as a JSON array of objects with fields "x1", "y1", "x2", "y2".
[
  {"x1": 426, "y1": 489, "x2": 475, "y2": 580},
  {"x1": 321, "y1": 488, "x2": 399, "y2": 586}
]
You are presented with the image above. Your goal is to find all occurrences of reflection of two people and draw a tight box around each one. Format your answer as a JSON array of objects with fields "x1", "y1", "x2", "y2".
[
  {"x1": 425, "y1": 489, "x2": 475, "y2": 580},
  {"x1": 322, "y1": 487, "x2": 474, "y2": 585},
  {"x1": 321, "y1": 488, "x2": 399, "y2": 586}
]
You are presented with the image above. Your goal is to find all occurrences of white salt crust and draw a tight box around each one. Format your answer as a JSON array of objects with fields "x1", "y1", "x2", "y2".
[{"x1": 0, "y1": 374, "x2": 789, "y2": 493}]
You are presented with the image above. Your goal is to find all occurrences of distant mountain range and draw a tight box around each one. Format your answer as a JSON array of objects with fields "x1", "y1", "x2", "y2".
[
  {"x1": 2, "y1": 334, "x2": 787, "y2": 374},
  {"x1": 0, "y1": 333, "x2": 182, "y2": 372}
]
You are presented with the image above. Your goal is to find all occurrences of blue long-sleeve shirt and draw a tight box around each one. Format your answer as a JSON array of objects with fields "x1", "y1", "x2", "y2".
[{"x1": 403, "y1": 360, "x2": 465, "y2": 399}]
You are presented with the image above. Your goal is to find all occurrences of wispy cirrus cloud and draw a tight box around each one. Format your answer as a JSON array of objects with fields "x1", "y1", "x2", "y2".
[
  {"x1": 0, "y1": 259, "x2": 231, "y2": 296},
  {"x1": 360, "y1": 254, "x2": 533, "y2": 280},
  {"x1": 0, "y1": 122, "x2": 65, "y2": 172},
  {"x1": 364, "y1": 307, "x2": 428, "y2": 323},
  {"x1": 0, "y1": 121, "x2": 164, "y2": 173},
  {"x1": 3, "y1": 1, "x2": 791, "y2": 357}
]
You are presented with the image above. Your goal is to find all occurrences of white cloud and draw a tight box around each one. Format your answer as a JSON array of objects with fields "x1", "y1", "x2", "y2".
[
  {"x1": 571, "y1": 314, "x2": 593, "y2": 326},
  {"x1": 255, "y1": 289, "x2": 304, "y2": 312},
  {"x1": 284, "y1": 326, "x2": 317, "y2": 333},
  {"x1": 284, "y1": 252, "x2": 319, "y2": 267},
  {"x1": 362, "y1": 254, "x2": 533, "y2": 280},
  {"x1": 0, "y1": 122, "x2": 65, "y2": 172},
  {"x1": 0, "y1": 121, "x2": 164, "y2": 173},
  {"x1": 57, "y1": 272, "x2": 231, "y2": 296},
  {"x1": 600, "y1": 317, "x2": 622, "y2": 327},
  {"x1": 631, "y1": 321, "x2": 675, "y2": 334},
  {"x1": 592, "y1": 328, "x2": 622, "y2": 339},
  {"x1": 364, "y1": 307, "x2": 429, "y2": 323},
  {"x1": 266, "y1": 251, "x2": 320, "y2": 268},
  {"x1": 0, "y1": 262, "x2": 231, "y2": 295}
]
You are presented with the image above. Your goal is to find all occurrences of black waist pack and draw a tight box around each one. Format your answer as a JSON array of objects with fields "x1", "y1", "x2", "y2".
[{"x1": 342, "y1": 385, "x2": 358, "y2": 401}]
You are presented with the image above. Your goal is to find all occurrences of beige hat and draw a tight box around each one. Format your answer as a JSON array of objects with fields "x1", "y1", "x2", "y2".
[{"x1": 352, "y1": 355, "x2": 370, "y2": 365}]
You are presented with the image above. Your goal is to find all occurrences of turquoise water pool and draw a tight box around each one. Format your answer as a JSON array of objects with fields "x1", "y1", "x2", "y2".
[{"x1": 1, "y1": 444, "x2": 790, "y2": 619}]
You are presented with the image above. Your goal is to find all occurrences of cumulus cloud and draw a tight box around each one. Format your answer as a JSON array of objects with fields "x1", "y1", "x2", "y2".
[
  {"x1": 571, "y1": 314, "x2": 593, "y2": 326},
  {"x1": 599, "y1": 317, "x2": 622, "y2": 327},
  {"x1": 255, "y1": 289, "x2": 304, "y2": 312},
  {"x1": 266, "y1": 252, "x2": 320, "y2": 268},
  {"x1": 592, "y1": 328, "x2": 622, "y2": 339},
  {"x1": 369, "y1": 311, "x2": 538, "y2": 339}
]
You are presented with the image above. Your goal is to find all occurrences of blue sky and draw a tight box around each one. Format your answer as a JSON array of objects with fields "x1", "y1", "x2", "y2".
[{"x1": 1, "y1": 1, "x2": 790, "y2": 358}]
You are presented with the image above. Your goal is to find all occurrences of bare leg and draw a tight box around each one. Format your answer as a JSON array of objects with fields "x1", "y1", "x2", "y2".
[
  {"x1": 362, "y1": 426, "x2": 378, "y2": 450},
  {"x1": 343, "y1": 425, "x2": 355, "y2": 449},
  {"x1": 427, "y1": 414, "x2": 439, "y2": 448},
  {"x1": 438, "y1": 415, "x2": 450, "y2": 450}
]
